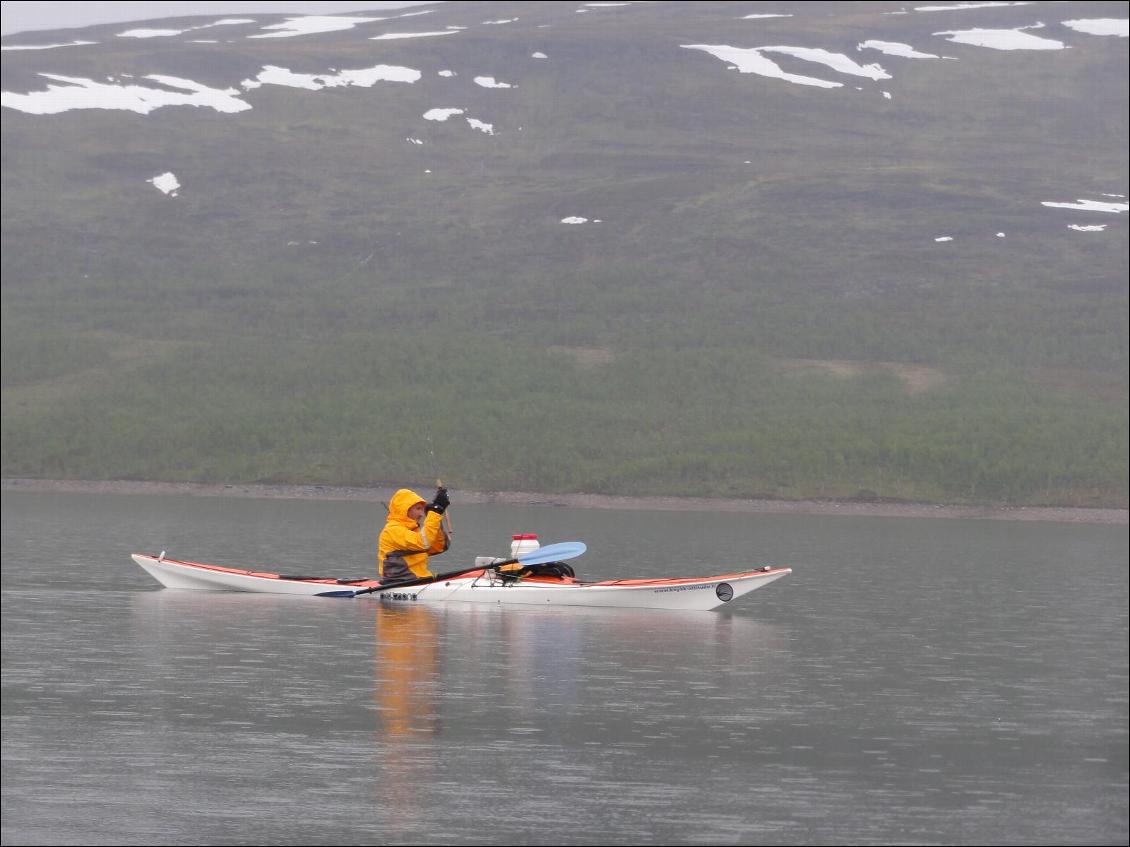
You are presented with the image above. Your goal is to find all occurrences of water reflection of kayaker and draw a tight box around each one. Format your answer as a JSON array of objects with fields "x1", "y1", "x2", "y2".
[
  {"x1": 378, "y1": 487, "x2": 451, "y2": 583},
  {"x1": 373, "y1": 604, "x2": 439, "y2": 834},
  {"x1": 374, "y1": 604, "x2": 441, "y2": 737}
]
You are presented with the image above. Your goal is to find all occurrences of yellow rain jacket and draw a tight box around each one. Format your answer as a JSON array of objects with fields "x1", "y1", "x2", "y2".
[{"x1": 378, "y1": 488, "x2": 450, "y2": 581}]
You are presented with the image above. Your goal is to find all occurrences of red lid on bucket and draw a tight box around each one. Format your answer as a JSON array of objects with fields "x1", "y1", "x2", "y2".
[{"x1": 511, "y1": 534, "x2": 538, "y2": 540}]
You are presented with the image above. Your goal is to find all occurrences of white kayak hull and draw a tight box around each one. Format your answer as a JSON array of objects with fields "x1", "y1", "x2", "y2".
[
  {"x1": 380, "y1": 569, "x2": 790, "y2": 611},
  {"x1": 131, "y1": 554, "x2": 790, "y2": 611}
]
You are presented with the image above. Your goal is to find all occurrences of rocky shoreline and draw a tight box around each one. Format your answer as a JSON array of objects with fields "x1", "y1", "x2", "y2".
[{"x1": 2, "y1": 478, "x2": 1125, "y2": 525}]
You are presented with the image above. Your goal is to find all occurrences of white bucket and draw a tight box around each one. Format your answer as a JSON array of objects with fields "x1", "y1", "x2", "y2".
[{"x1": 510, "y1": 534, "x2": 540, "y2": 558}]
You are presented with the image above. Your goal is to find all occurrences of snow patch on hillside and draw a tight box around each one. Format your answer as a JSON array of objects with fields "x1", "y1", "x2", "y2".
[
  {"x1": 913, "y1": 2, "x2": 1032, "y2": 11},
  {"x1": 858, "y1": 40, "x2": 943, "y2": 58},
  {"x1": 119, "y1": 19, "x2": 254, "y2": 38},
  {"x1": 148, "y1": 172, "x2": 180, "y2": 196},
  {"x1": 935, "y1": 24, "x2": 1066, "y2": 50},
  {"x1": 683, "y1": 44, "x2": 839, "y2": 87},
  {"x1": 371, "y1": 31, "x2": 458, "y2": 40},
  {"x1": 1061, "y1": 18, "x2": 1128, "y2": 37},
  {"x1": 1, "y1": 73, "x2": 251, "y2": 115},
  {"x1": 683, "y1": 44, "x2": 891, "y2": 87},
  {"x1": 250, "y1": 16, "x2": 384, "y2": 38},
  {"x1": 117, "y1": 28, "x2": 183, "y2": 38},
  {"x1": 242, "y1": 64, "x2": 420, "y2": 90},
  {"x1": 762, "y1": 46, "x2": 891, "y2": 79},
  {"x1": 2, "y1": 40, "x2": 96, "y2": 51},
  {"x1": 423, "y1": 108, "x2": 464, "y2": 121},
  {"x1": 1041, "y1": 198, "x2": 1129, "y2": 213},
  {"x1": 474, "y1": 76, "x2": 516, "y2": 89}
]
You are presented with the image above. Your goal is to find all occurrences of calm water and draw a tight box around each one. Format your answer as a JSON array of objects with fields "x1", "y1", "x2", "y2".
[{"x1": 2, "y1": 491, "x2": 1126, "y2": 845}]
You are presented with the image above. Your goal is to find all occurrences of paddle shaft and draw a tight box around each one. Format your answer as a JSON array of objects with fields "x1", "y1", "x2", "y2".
[
  {"x1": 317, "y1": 540, "x2": 587, "y2": 597},
  {"x1": 350, "y1": 561, "x2": 505, "y2": 596}
]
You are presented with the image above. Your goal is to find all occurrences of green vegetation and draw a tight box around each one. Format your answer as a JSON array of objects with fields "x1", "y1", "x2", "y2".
[
  {"x1": 3, "y1": 328, "x2": 1124, "y2": 506},
  {"x1": 2, "y1": 1, "x2": 1127, "y2": 506}
]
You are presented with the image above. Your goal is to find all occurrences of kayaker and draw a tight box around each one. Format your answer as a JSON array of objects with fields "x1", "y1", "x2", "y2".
[{"x1": 378, "y1": 486, "x2": 451, "y2": 583}]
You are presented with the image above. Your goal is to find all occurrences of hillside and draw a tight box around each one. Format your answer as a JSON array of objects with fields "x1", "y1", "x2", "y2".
[{"x1": 2, "y1": 1, "x2": 1127, "y2": 506}]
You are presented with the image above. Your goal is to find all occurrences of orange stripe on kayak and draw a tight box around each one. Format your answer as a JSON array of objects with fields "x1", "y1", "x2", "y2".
[
  {"x1": 141, "y1": 555, "x2": 368, "y2": 585},
  {"x1": 588, "y1": 568, "x2": 788, "y2": 587}
]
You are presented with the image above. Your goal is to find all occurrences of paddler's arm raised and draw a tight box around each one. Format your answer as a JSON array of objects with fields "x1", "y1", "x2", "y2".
[{"x1": 423, "y1": 487, "x2": 451, "y2": 555}]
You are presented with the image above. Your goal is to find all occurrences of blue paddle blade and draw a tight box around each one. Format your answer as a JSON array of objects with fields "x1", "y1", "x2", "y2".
[{"x1": 514, "y1": 541, "x2": 586, "y2": 565}]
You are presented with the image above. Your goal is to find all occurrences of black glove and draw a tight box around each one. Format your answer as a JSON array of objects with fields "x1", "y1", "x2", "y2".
[{"x1": 427, "y1": 487, "x2": 449, "y2": 515}]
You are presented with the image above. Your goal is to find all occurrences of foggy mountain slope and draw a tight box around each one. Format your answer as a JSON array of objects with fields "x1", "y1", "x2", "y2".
[{"x1": 2, "y1": 1, "x2": 1127, "y2": 505}]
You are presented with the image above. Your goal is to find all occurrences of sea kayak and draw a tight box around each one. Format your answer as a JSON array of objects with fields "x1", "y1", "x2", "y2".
[{"x1": 131, "y1": 553, "x2": 791, "y2": 611}]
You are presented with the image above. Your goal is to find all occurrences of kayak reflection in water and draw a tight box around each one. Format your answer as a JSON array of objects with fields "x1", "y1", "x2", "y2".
[{"x1": 378, "y1": 487, "x2": 451, "y2": 583}]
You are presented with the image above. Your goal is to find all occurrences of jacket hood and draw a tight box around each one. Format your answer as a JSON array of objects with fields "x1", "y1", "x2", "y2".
[{"x1": 388, "y1": 488, "x2": 427, "y2": 526}]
